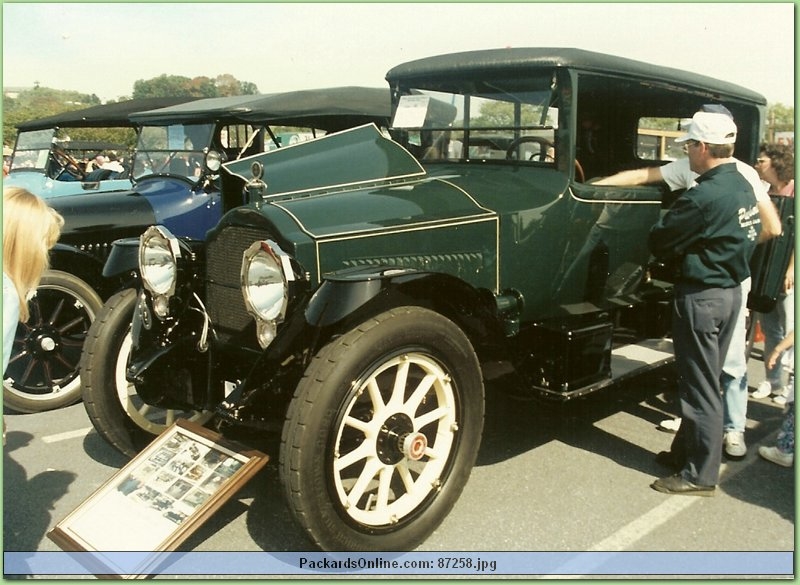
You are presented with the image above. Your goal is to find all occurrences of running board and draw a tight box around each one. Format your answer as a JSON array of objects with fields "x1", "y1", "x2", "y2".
[
  {"x1": 611, "y1": 338, "x2": 674, "y2": 379},
  {"x1": 537, "y1": 338, "x2": 674, "y2": 400}
]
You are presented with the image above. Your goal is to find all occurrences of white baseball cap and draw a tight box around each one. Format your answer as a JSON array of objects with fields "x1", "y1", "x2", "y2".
[{"x1": 675, "y1": 111, "x2": 737, "y2": 145}]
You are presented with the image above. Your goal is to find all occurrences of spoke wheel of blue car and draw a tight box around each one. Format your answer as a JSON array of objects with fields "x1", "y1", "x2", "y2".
[
  {"x1": 280, "y1": 306, "x2": 484, "y2": 551},
  {"x1": 81, "y1": 288, "x2": 213, "y2": 458},
  {"x1": 3, "y1": 270, "x2": 102, "y2": 413}
]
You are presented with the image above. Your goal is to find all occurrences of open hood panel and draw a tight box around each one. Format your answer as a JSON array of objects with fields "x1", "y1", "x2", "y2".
[{"x1": 222, "y1": 124, "x2": 425, "y2": 199}]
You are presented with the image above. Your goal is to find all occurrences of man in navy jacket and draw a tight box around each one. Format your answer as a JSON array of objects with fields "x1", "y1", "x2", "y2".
[{"x1": 649, "y1": 111, "x2": 761, "y2": 496}]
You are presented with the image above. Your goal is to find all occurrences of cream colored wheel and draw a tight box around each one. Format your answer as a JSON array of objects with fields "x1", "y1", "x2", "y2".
[
  {"x1": 332, "y1": 352, "x2": 458, "y2": 526},
  {"x1": 281, "y1": 306, "x2": 484, "y2": 551}
]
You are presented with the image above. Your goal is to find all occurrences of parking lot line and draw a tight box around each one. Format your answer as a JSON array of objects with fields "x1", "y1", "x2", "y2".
[
  {"x1": 588, "y1": 495, "x2": 697, "y2": 552},
  {"x1": 587, "y1": 456, "x2": 757, "y2": 553},
  {"x1": 41, "y1": 427, "x2": 92, "y2": 443}
]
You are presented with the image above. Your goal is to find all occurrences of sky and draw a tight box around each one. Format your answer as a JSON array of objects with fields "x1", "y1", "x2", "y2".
[{"x1": 2, "y1": 3, "x2": 795, "y2": 106}]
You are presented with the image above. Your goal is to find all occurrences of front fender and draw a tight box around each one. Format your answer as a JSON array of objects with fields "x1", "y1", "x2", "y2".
[
  {"x1": 218, "y1": 267, "x2": 507, "y2": 419},
  {"x1": 102, "y1": 237, "x2": 140, "y2": 279},
  {"x1": 304, "y1": 267, "x2": 507, "y2": 352},
  {"x1": 49, "y1": 244, "x2": 113, "y2": 297}
]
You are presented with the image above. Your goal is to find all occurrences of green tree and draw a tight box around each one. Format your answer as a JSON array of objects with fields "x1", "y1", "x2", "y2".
[
  {"x1": 639, "y1": 117, "x2": 681, "y2": 131},
  {"x1": 214, "y1": 74, "x2": 240, "y2": 97},
  {"x1": 132, "y1": 73, "x2": 259, "y2": 99},
  {"x1": 3, "y1": 75, "x2": 259, "y2": 148},
  {"x1": 2, "y1": 87, "x2": 101, "y2": 147},
  {"x1": 766, "y1": 102, "x2": 794, "y2": 141},
  {"x1": 132, "y1": 74, "x2": 196, "y2": 98},
  {"x1": 472, "y1": 101, "x2": 547, "y2": 128},
  {"x1": 239, "y1": 81, "x2": 259, "y2": 96},
  {"x1": 214, "y1": 74, "x2": 260, "y2": 97}
]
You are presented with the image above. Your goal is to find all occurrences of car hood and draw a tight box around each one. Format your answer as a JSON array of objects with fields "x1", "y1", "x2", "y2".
[
  {"x1": 222, "y1": 124, "x2": 495, "y2": 238},
  {"x1": 223, "y1": 124, "x2": 426, "y2": 199},
  {"x1": 48, "y1": 189, "x2": 156, "y2": 245},
  {"x1": 277, "y1": 176, "x2": 495, "y2": 240}
]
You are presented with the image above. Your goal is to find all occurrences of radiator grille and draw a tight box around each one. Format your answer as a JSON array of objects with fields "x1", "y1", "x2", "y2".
[{"x1": 206, "y1": 226, "x2": 272, "y2": 338}]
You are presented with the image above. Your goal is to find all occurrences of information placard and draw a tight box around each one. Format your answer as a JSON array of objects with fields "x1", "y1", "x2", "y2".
[{"x1": 47, "y1": 419, "x2": 268, "y2": 579}]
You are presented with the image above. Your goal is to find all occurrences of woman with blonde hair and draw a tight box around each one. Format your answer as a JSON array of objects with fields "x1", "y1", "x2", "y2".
[{"x1": 3, "y1": 187, "x2": 64, "y2": 374}]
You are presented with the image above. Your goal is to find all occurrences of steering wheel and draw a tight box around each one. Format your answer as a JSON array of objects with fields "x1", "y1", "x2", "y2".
[
  {"x1": 505, "y1": 136, "x2": 555, "y2": 162},
  {"x1": 52, "y1": 147, "x2": 85, "y2": 179},
  {"x1": 504, "y1": 136, "x2": 585, "y2": 182},
  {"x1": 574, "y1": 159, "x2": 585, "y2": 183}
]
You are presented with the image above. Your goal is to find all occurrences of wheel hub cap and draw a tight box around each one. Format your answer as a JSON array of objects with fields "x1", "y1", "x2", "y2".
[
  {"x1": 402, "y1": 431, "x2": 428, "y2": 461},
  {"x1": 376, "y1": 413, "x2": 416, "y2": 465},
  {"x1": 38, "y1": 336, "x2": 57, "y2": 352},
  {"x1": 28, "y1": 327, "x2": 61, "y2": 356}
]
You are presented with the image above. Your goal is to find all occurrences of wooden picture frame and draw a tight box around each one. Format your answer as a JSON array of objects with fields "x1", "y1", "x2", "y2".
[{"x1": 47, "y1": 419, "x2": 268, "y2": 579}]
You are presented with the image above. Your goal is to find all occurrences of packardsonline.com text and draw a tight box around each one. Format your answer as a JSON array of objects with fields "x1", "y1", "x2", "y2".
[{"x1": 298, "y1": 555, "x2": 498, "y2": 574}]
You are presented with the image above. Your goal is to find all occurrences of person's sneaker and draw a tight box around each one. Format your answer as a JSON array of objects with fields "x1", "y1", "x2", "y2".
[
  {"x1": 751, "y1": 380, "x2": 772, "y2": 399},
  {"x1": 657, "y1": 417, "x2": 681, "y2": 433},
  {"x1": 758, "y1": 445, "x2": 794, "y2": 467},
  {"x1": 772, "y1": 386, "x2": 789, "y2": 405},
  {"x1": 723, "y1": 431, "x2": 747, "y2": 459}
]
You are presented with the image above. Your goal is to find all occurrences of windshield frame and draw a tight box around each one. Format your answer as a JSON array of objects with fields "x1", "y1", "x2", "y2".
[
  {"x1": 389, "y1": 71, "x2": 561, "y2": 165},
  {"x1": 9, "y1": 128, "x2": 58, "y2": 173},
  {"x1": 132, "y1": 122, "x2": 217, "y2": 182}
]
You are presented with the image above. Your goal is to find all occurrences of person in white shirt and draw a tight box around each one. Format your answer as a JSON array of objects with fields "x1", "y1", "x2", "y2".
[{"x1": 101, "y1": 152, "x2": 126, "y2": 174}]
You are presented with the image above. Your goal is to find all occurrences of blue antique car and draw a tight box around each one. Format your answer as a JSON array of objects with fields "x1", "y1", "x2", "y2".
[
  {"x1": 5, "y1": 97, "x2": 194, "y2": 198},
  {"x1": 3, "y1": 87, "x2": 390, "y2": 413},
  {"x1": 83, "y1": 49, "x2": 782, "y2": 550}
]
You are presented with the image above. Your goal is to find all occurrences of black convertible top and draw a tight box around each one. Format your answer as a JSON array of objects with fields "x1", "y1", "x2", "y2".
[
  {"x1": 386, "y1": 48, "x2": 766, "y2": 105},
  {"x1": 130, "y1": 87, "x2": 391, "y2": 131},
  {"x1": 16, "y1": 97, "x2": 199, "y2": 131}
]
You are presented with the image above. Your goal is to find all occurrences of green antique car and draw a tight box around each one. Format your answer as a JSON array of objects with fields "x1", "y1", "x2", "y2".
[{"x1": 84, "y1": 48, "x2": 774, "y2": 550}]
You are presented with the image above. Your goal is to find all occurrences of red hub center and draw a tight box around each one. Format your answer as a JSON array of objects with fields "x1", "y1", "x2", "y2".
[{"x1": 403, "y1": 432, "x2": 428, "y2": 461}]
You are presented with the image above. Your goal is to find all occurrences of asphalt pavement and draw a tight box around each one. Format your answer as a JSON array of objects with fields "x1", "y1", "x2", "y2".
[{"x1": 2, "y1": 350, "x2": 794, "y2": 579}]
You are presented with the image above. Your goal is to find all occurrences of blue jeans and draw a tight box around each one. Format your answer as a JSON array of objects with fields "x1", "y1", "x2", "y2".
[
  {"x1": 721, "y1": 278, "x2": 750, "y2": 434},
  {"x1": 760, "y1": 290, "x2": 794, "y2": 389},
  {"x1": 776, "y1": 405, "x2": 795, "y2": 455}
]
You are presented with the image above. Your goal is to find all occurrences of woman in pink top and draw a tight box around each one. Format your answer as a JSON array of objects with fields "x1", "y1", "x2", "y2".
[{"x1": 752, "y1": 142, "x2": 795, "y2": 403}]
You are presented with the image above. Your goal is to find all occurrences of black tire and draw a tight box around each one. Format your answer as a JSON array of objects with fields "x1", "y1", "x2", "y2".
[
  {"x1": 80, "y1": 288, "x2": 213, "y2": 458},
  {"x1": 280, "y1": 306, "x2": 484, "y2": 551},
  {"x1": 3, "y1": 270, "x2": 102, "y2": 413}
]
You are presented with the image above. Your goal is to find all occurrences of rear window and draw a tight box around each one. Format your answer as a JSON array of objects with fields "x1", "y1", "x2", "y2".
[{"x1": 637, "y1": 117, "x2": 685, "y2": 161}]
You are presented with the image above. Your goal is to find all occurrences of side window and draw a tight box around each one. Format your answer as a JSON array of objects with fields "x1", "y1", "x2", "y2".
[
  {"x1": 219, "y1": 124, "x2": 259, "y2": 158},
  {"x1": 637, "y1": 118, "x2": 686, "y2": 161},
  {"x1": 392, "y1": 81, "x2": 559, "y2": 165}
]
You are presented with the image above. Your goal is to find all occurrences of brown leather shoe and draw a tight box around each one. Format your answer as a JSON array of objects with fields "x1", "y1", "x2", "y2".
[{"x1": 650, "y1": 474, "x2": 715, "y2": 496}]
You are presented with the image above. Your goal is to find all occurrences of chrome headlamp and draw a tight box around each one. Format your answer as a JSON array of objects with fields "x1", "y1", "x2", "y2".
[
  {"x1": 241, "y1": 240, "x2": 294, "y2": 349},
  {"x1": 139, "y1": 225, "x2": 180, "y2": 318},
  {"x1": 204, "y1": 149, "x2": 224, "y2": 173}
]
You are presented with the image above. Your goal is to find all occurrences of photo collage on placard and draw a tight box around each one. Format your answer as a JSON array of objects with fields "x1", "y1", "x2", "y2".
[{"x1": 115, "y1": 431, "x2": 244, "y2": 525}]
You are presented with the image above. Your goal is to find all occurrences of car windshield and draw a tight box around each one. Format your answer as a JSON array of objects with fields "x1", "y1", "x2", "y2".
[
  {"x1": 132, "y1": 123, "x2": 216, "y2": 181},
  {"x1": 10, "y1": 128, "x2": 133, "y2": 180},
  {"x1": 391, "y1": 74, "x2": 558, "y2": 163},
  {"x1": 10, "y1": 129, "x2": 56, "y2": 171}
]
